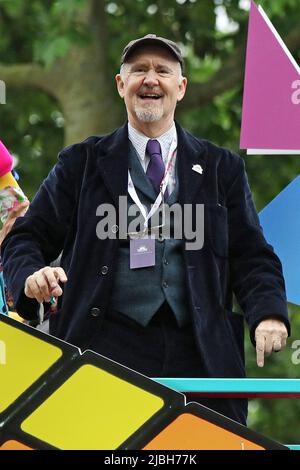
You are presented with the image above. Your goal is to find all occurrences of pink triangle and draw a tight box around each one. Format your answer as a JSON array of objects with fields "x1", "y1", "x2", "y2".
[
  {"x1": 240, "y1": 1, "x2": 300, "y2": 150},
  {"x1": 0, "y1": 140, "x2": 13, "y2": 177}
]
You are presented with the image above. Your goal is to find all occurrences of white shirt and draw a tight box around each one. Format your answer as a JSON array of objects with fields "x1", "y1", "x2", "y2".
[{"x1": 128, "y1": 122, "x2": 177, "y2": 194}]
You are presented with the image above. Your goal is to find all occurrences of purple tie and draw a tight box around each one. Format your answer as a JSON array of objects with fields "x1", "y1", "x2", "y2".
[{"x1": 146, "y1": 139, "x2": 169, "y2": 200}]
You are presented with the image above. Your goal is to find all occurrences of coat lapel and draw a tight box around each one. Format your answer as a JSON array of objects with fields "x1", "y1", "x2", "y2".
[
  {"x1": 94, "y1": 123, "x2": 129, "y2": 205},
  {"x1": 176, "y1": 123, "x2": 207, "y2": 205},
  {"x1": 128, "y1": 143, "x2": 157, "y2": 202}
]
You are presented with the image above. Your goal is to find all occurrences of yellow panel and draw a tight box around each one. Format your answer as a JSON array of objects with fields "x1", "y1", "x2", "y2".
[
  {"x1": 8, "y1": 311, "x2": 26, "y2": 323},
  {"x1": 143, "y1": 413, "x2": 265, "y2": 450},
  {"x1": 0, "y1": 322, "x2": 62, "y2": 413},
  {"x1": 22, "y1": 364, "x2": 164, "y2": 449}
]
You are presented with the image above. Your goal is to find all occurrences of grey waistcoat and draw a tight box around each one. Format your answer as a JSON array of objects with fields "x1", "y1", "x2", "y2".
[{"x1": 110, "y1": 144, "x2": 191, "y2": 327}]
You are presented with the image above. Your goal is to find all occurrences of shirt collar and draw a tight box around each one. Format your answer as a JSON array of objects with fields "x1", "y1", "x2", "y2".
[{"x1": 128, "y1": 122, "x2": 177, "y2": 162}]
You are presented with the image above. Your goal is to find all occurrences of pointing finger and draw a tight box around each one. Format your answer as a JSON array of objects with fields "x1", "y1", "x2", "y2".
[{"x1": 256, "y1": 334, "x2": 266, "y2": 367}]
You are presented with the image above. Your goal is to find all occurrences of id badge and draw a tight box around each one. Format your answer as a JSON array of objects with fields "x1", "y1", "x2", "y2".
[{"x1": 130, "y1": 237, "x2": 155, "y2": 269}]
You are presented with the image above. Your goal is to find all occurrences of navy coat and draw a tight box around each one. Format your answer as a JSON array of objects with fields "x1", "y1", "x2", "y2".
[{"x1": 2, "y1": 123, "x2": 290, "y2": 378}]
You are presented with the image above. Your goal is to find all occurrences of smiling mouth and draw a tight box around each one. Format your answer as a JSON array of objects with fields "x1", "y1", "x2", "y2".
[{"x1": 138, "y1": 94, "x2": 163, "y2": 101}]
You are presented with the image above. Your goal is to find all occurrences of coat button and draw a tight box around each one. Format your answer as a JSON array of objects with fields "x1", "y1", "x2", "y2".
[
  {"x1": 90, "y1": 307, "x2": 101, "y2": 317},
  {"x1": 162, "y1": 281, "x2": 168, "y2": 288},
  {"x1": 101, "y1": 265, "x2": 109, "y2": 275}
]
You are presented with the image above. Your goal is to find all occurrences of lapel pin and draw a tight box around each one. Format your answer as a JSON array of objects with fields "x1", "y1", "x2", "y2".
[{"x1": 192, "y1": 164, "x2": 203, "y2": 174}]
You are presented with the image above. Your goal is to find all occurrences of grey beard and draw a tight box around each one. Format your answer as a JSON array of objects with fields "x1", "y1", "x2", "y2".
[{"x1": 135, "y1": 108, "x2": 163, "y2": 122}]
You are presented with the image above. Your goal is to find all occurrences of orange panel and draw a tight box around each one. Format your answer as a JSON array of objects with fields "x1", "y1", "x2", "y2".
[
  {"x1": 143, "y1": 413, "x2": 265, "y2": 450},
  {"x1": 0, "y1": 440, "x2": 33, "y2": 450}
]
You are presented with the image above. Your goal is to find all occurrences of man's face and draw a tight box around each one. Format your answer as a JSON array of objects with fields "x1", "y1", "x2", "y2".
[{"x1": 116, "y1": 46, "x2": 187, "y2": 128}]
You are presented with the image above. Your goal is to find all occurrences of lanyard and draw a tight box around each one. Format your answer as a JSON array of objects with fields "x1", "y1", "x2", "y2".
[{"x1": 128, "y1": 137, "x2": 177, "y2": 231}]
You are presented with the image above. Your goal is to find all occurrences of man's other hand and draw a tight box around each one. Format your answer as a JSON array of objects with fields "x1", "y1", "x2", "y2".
[
  {"x1": 24, "y1": 267, "x2": 67, "y2": 304},
  {"x1": 255, "y1": 318, "x2": 288, "y2": 367}
]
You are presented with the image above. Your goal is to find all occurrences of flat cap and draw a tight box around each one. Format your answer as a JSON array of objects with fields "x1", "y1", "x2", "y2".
[{"x1": 121, "y1": 34, "x2": 184, "y2": 72}]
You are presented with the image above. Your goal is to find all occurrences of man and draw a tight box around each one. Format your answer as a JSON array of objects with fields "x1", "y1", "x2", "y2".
[{"x1": 2, "y1": 35, "x2": 290, "y2": 425}]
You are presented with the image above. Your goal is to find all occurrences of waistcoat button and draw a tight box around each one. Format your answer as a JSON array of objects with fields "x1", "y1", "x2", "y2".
[{"x1": 90, "y1": 307, "x2": 101, "y2": 317}]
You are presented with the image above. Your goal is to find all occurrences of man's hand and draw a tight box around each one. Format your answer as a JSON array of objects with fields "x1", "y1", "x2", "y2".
[
  {"x1": 0, "y1": 200, "x2": 29, "y2": 246},
  {"x1": 24, "y1": 267, "x2": 67, "y2": 304},
  {"x1": 255, "y1": 318, "x2": 288, "y2": 367}
]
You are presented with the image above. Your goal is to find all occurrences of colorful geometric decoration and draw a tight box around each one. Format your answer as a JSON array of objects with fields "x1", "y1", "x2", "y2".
[
  {"x1": 140, "y1": 403, "x2": 285, "y2": 450},
  {"x1": 240, "y1": 1, "x2": 300, "y2": 154},
  {"x1": 0, "y1": 440, "x2": 33, "y2": 450},
  {"x1": 0, "y1": 314, "x2": 79, "y2": 425},
  {"x1": 156, "y1": 377, "x2": 300, "y2": 397},
  {"x1": 9, "y1": 351, "x2": 183, "y2": 450},
  {"x1": 259, "y1": 175, "x2": 300, "y2": 306},
  {"x1": 0, "y1": 315, "x2": 287, "y2": 450}
]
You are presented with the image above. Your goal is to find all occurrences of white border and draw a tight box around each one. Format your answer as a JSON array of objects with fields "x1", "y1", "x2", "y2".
[{"x1": 247, "y1": 149, "x2": 300, "y2": 155}]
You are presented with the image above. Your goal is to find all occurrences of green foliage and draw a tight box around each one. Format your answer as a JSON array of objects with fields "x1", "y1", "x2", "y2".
[
  {"x1": 32, "y1": 1, "x2": 91, "y2": 67},
  {"x1": 0, "y1": 0, "x2": 90, "y2": 66},
  {"x1": 259, "y1": 0, "x2": 300, "y2": 18},
  {"x1": 0, "y1": 88, "x2": 63, "y2": 200}
]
